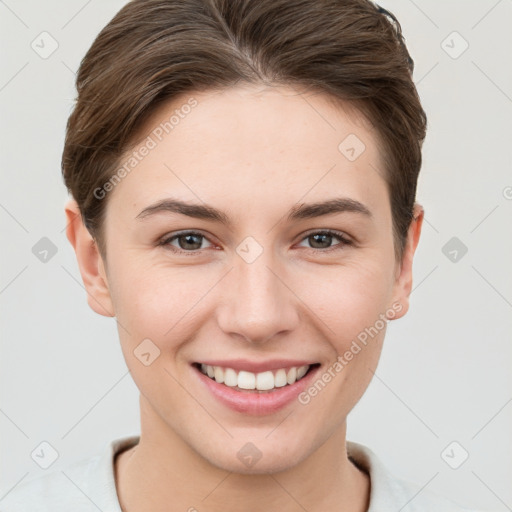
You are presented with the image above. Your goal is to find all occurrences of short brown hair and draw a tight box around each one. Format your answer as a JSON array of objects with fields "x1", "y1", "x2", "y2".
[{"x1": 62, "y1": 0, "x2": 427, "y2": 264}]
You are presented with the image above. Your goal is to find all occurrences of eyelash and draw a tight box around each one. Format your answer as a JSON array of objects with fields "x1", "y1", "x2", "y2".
[{"x1": 158, "y1": 229, "x2": 353, "y2": 256}]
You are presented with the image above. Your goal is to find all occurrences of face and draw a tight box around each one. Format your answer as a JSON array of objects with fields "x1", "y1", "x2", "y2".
[{"x1": 67, "y1": 84, "x2": 422, "y2": 474}]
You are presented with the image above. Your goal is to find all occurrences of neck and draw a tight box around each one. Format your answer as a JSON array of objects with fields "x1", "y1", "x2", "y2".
[{"x1": 115, "y1": 397, "x2": 370, "y2": 512}]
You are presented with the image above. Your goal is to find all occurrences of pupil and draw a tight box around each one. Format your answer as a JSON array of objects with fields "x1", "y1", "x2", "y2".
[
  {"x1": 181, "y1": 234, "x2": 201, "y2": 250},
  {"x1": 311, "y1": 233, "x2": 330, "y2": 249}
]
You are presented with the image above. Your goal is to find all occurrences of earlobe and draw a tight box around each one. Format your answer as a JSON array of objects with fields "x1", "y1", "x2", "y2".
[
  {"x1": 388, "y1": 203, "x2": 424, "y2": 321},
  {"x1": 64, "y1": 198, "x2": 115, "y2": 317}
]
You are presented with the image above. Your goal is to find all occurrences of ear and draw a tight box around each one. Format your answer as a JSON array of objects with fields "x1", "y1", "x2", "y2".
[
  {"x1": 64, "y1": 198, "x2": 115, "y2": 317},
  {"x1": 388, "y1": 202, "x2": 424, "y2": 320}
]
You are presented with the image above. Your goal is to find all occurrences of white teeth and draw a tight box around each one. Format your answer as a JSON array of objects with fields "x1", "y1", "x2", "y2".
[
  {"x1": 238, "y1": 371, "x2": 256, "y2": 390},
  {"x1": 274, "y1": 369, "x2": 287, "y2": 388},
  {"x1": 256, "y1": 371, "x2": 274, "y2": 391},
  {"x1": 214, "y1": 366, "x2": 224, "y2": 384},
  {"x1": 224, "y1": 367, "x2": 238, "y2": 387},
  {"x1": 286, "y1": 367, "x2": 297, "y2": 385},
  {"x1": 297, "y1": 366, "x2": 308, "y2": 380},
  {"x1": 198, "y1": 364, "x2": 312, "y2": 390}
]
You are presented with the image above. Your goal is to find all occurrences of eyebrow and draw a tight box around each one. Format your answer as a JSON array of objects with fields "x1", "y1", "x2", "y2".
[{"x1": 135, "y1": 197, "x2": 372, "y2": 226}]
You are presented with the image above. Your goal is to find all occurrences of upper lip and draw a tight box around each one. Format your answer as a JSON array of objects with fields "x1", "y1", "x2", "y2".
[{"x1": 194, "y1": 359, "x2": 318, "y2": 373}]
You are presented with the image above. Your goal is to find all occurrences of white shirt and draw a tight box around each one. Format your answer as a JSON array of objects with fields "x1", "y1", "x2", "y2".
[{"x1": 0, "y1": 435, "x2": 479, "y2": 511}]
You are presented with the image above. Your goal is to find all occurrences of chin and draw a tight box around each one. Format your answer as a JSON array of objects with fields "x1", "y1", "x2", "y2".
[{"x1": 195, "y1": 433, "x2": 314, "y2": 475}]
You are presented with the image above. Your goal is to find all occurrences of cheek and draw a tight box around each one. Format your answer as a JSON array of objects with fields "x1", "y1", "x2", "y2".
[
  {"x1": 301, "y1": 263, "x2": 390, "y2": 417},
  {"x1": 109, "y1": 261, "x2": 214, "y2": 345},
  {"x1": 109, "y1": 242, "x2": 395, "y2": 352},
  {"x1": 297, "y1": 257, "x2": 394, "y2": 344},
  {"x1": 110, "y1": 264, "x2": 207, "y2": 404}
]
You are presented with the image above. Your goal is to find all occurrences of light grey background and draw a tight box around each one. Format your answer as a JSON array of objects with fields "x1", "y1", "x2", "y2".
[{"x1": 1, "y1": 0, "x2": 511, "y2": 510}]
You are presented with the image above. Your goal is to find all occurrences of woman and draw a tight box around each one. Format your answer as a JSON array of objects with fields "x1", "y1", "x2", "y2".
[{"x1": 1, "y1": 0, "x2": 481, "y2": 510}]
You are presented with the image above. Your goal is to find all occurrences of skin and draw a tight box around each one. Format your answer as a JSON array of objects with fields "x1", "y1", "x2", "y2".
[{"x1": 65, "y1": 83, "x2": 423, "y2": 512}]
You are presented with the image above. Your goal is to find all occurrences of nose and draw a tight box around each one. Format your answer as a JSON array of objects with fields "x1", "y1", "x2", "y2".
[{"x1": 216, "y1": 250, "x2": 300, "y2": 345}]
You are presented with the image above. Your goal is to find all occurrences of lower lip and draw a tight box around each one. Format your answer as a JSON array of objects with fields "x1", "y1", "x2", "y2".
[{"x1": 193, "y1": 364, "x2": 321, "y2": 415}]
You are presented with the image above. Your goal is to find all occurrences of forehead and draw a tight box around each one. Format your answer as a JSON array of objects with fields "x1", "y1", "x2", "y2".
[{"x1": 107, "y1": 84, "x2": 388, "y2": 221}]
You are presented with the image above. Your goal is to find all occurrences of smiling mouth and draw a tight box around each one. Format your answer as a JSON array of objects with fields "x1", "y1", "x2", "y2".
[{"x1": 192, "y1": 362, "x2": 321, "y2": 393}]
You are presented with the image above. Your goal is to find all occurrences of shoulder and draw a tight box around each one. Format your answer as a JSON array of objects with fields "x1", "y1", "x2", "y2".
[
  {"x1": 347, "y1": 441, "x2": 483, "y2": 512},
  {"x1": 0, "y1": 436, "x2": 139, "y2": 512},
  {"x1": 0, "y1": 456, "x2": 101, "y2": 512},
  {"x1": 379, "y1": 473, "x2": 478, "y2": 511}
]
